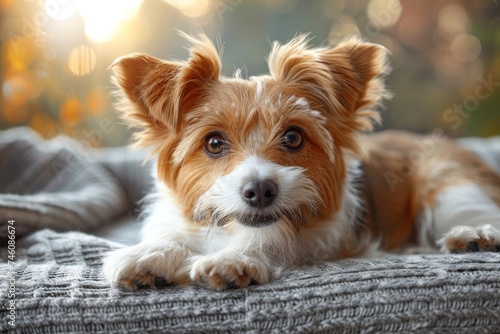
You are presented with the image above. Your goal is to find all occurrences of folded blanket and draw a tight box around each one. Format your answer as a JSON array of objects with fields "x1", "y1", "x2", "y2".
[
  {"x1": 1, "y1": 229, "x2": 499, "y2": 333},
  {"x1": 0, "y1": 127, "x2": 152, "y2": 238}
]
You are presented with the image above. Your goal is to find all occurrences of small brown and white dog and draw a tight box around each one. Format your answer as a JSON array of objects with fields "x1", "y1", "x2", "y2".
[{"x1": 103, "y1": 33, "x2": 500, "y2": 291}]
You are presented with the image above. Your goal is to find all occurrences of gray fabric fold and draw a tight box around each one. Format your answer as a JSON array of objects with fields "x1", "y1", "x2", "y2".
[{"x1": 0, "y1": 128, "x2": 129, "y2": 237}]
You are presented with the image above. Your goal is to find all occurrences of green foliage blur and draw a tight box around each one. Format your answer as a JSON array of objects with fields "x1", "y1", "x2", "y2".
[{"x1": 1, "y1": 0, "x2": 499, "y2": 147}]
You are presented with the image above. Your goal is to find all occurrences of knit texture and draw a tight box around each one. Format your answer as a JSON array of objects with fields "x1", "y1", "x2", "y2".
[
  {"x1": 1, "y1": 229, "x2": 500, "y2": 333},
  {"x1": 0, "y1": 127, "x2": 151, "y2": 238}
]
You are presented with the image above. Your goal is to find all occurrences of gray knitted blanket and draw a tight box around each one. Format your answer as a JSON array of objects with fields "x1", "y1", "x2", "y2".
[
  {"x1": 1, "y1": 229, "x2": 500, "y2": 333},
  {"x1": 1, "y1": 127, "x2": 500, "y2": 333},
  {"x1": 0, "y1": 127, "x2": 151, "y2": 238}
]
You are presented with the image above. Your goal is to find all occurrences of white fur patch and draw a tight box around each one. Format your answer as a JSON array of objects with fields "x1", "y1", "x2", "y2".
[
  {"x1": 252, "y1": 76, "x2": 264, "y2": 100},
  {"x1": 418, "y1": 184, "x2": 500, "y2": 247},
  {"x1": 477, "y1": 224, "x2": 500, "y2": 241},
  {"x1": 102, "y1": 238, "x2": 192, "y2": 287},
  {"x1": 442, "y1": 225, "x2": 480, "y2": 242},
  {"x1": 294, "y1": 97, "x2": 309, "y2": 108},
  {"x1": 233, "y1": 68, "x2": 242, "y2": 79},
  {"x1": 139, "y1": 182, "x2": 215, "y2": 253}
]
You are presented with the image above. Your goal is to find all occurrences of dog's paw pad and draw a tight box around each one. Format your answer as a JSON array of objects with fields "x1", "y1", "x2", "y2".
[
  {"x1": 465, "y1": 241, "x2": 479, "y2": 252},
  {"x1": 108, "y1": 265, "x2": 158, "y2": 290},
  {"x1": 440, "y1": 224, "x2": 500, "y2": 254},
  {"x1": 190, "y1": 255, "x2": 269, "y2": 291},
  {"x1": 117, "y1": 272, "x2": 157, "y2": 291}
]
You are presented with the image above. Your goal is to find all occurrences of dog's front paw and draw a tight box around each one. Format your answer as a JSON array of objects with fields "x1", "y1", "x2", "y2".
[
  {"x1": 439, "y1": 224, "x2": 500, "y2": 254},
  {"x1": 190, "y1": 254, "x2": 271, "y2": 291},
  {"x1": 102, "y1": 242, "x2": 191, "y2": 290}
]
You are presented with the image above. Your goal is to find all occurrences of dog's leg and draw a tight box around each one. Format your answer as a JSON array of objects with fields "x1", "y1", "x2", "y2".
[
  {"x1": 411, "y1": 139, "x2": 500, "y2": 254},
  {"x1": 102, "y1": 240, "x2": 192, "y2": 290},
  {"x1": 188, "y1": 223, "x2": 293, "y2": 290},
  {"x1": 430, "y1": 184, "x2": 500, "y2": 253}
]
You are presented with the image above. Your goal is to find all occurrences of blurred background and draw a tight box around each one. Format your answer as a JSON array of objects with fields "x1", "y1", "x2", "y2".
[{"x1": 1, "y1": 0, "x2": 499, "y2": 147}]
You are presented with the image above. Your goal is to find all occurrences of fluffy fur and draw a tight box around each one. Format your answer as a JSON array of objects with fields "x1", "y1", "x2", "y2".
[{"x1": 103, "y1": 33, "x2": 500, "y2": 291}]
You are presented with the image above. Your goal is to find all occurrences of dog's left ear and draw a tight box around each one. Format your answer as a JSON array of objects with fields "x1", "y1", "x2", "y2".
[{"x1": 268, "y1": 36, "x2": 390, "y2": 155}]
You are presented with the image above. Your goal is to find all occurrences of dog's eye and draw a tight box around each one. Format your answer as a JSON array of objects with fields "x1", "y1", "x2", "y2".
[
  {"x1": 282, "y1": 127, "x2": 304, "y2": 151},
  {"x1": 204, "y1": 133, "x2": 227, "y2": 157}
]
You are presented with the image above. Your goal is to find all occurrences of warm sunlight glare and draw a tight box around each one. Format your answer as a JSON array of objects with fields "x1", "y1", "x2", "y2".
[
  {"x1": 44, "y1": 0, "x2": 143, "y2": 43},
  {"x1": 79, "y1": 0, "x2": 143, "y2": 43},
  {"x1": 162, "y1": 0, "x2": 212, "y2": 18},
  {"x1": 45, "y1": 0, "x2": 142, "y2": 43},
  {"x1": 45, "y1": 0, "x2": 79, "y2": 20}
]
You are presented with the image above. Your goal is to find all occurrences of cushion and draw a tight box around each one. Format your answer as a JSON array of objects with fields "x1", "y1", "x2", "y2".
[{"x1": 1, "y1": 229, "x2": 500, "y2": 333}]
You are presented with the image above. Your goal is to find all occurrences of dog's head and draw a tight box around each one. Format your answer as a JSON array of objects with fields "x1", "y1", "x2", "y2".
[{"x1": 112, "y1": 33, "x2": 389, "y2": 235}]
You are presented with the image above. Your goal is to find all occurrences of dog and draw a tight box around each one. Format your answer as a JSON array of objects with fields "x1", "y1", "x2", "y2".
[{"x1": 102, "y1": 33, "x2": 500, "y2": 291}]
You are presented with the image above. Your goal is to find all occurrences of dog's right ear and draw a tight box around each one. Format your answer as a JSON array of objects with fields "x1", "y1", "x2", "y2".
[
  {"x1": 111, "y1": 33, "x2": 221, "y2": 149},
  {"x1": 111, "y1": 54, "x2": 181, "y2": 136}
]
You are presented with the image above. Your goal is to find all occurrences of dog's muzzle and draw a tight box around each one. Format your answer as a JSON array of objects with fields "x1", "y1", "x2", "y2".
[{"x1": 193, "y1": 156, "x2": 321, "y2": 229}]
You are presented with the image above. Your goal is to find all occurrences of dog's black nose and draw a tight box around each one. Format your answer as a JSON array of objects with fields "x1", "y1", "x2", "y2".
[{"x1": 241, "y1": 179, "x2": 278, "y2": 209}]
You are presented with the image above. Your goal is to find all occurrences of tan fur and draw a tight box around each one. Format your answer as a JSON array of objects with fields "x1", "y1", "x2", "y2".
[{"x1": 360, "y1": 131, "x2": 500, "y2": 250}]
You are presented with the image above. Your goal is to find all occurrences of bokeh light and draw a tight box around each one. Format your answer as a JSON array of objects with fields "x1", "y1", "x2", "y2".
[
  {"x1": 162, "y1": 0, "x2": 212, "y2": 18},
  {"x1": 5, "y1": 38, "x2": 39, "y2": 72},
  {"x1": 367, "y1": 0, "x2": 401, "y2": 28},
  {"x1": 3, "y1": 71, "x2": 45, "y2": 103},
  {"x1": 87, "y1": 89, "x2": 108, "y2": 116},
  {"x1": 30, "y1": 112, "x2": 57, "y2": 138},
  {"x1": 78, "y1": 0, "x2": 143, "y2": 43},
  {"x1": 68, "y1": 45, "x2": 97, "y2": 76},
  {"x1": 438, "y1": 4, "x2": 470, "y2": 37},
  {"x1": 60, "y1": 98, "x2": 86, "y2": 126},
  {"x1": 0, "y1": 0, "x2": 16, "y2": 11},
  {"x1": 451, "y1": 34, "x2": 481, "y2": 63},
  {"x1": 45, "y1": 0, "x2": 79, "y2": 21}
]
